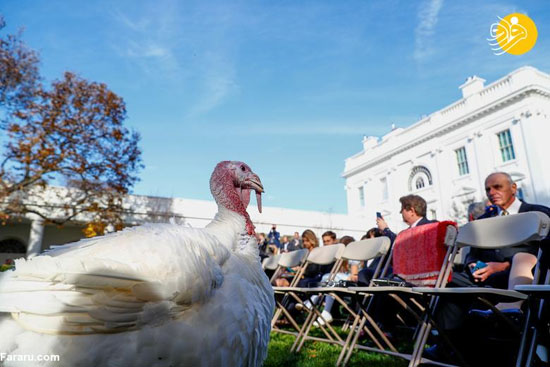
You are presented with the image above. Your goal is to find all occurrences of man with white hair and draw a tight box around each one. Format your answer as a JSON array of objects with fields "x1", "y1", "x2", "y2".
[
  {"x1": 465, "y1": 172, "x2": 549, "y2": 292},
  {"x1": 426, "y1": 171, "x2": 550, "y2": 362}
]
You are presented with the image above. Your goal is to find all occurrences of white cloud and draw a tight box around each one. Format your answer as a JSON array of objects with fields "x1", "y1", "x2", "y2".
[
  {"x1": 414, "y1": 0, "x2": 444, "y2": 62},
  {"x1": 108, "y1": 4, "x2": 183, "y2": 79},
  {"x1": 185, "y1": 51, "x2": 239, "y2": 118}
]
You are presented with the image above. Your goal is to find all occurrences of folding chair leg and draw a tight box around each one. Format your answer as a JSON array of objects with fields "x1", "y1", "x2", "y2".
[
  {"x1": 343, "y1": 315, "x2": 368, "y2": 366},
  {"x1": 409, "y1": 320, "x2": 430, "y2": 367},
  {"x1": 291, "y1": 303, "x2": 317, "y2": 352},
  {"x1": 271, "y1": 306, "x2": 283, "y2": 328},
  {"x1": 525, "y1": 328, "x2": 538, "y2": 367},
  {"x1": 277, "y1": 301, "x2": 303, "y2": 333},
  {"x1": 336, "y1": 314, "x2": 361, "y2": 366},
  {"x1": 516, "y1": 307, "x2": 534, "y2": 367}
]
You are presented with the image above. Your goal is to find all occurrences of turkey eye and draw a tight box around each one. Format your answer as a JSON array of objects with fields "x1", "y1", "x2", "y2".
[{"x1": 241, "y1": 166, "x2": 246, "y2": 172}]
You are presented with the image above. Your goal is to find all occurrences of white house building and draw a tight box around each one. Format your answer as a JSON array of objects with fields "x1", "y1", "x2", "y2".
[{"x1": 343, "y1": 66, "x2": 550, "y2": 233}]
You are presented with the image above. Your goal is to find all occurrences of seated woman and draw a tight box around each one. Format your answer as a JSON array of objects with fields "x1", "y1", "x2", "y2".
[
  {"x1": 273, "y1": 229, "x2": 323, "y2": 287},
  {"x1": 314, "y1": 235, "x2": 360, "y2": 326}
]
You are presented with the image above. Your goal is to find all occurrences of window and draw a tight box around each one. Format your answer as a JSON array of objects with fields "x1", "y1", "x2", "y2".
[
  {"x1": 358, "y1": 186, "x2": 365, "y2": 207},
  {"x1": 455, "y1": 147, "x2": 469, "y2": 175},
  {"x1": 381, "y1": 177, "x2": 388, "y2": 201},
  {"x1": 497, "y1": 129, "x2": 516, "y2": 162},
  {"x1": 408, "y1": 166, "x2": 432, "y2": 192}
]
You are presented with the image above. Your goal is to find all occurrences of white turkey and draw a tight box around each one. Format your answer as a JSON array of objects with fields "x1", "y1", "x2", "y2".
[{"x1": 0, "y1": 160, "x2": 274, "y2": 367}]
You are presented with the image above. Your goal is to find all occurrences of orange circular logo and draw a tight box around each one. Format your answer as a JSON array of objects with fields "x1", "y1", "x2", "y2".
[{"x1": 488, "y1": 13, "x2": 537, "y2": 55}]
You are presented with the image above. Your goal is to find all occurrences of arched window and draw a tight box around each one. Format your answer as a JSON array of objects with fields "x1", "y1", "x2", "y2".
[
  {"x1": 408, "y1": 166, "x2": 433, "y2": 192},
  {"x1": 0, "y1": 238, "x2": 26, "y2": 253}
]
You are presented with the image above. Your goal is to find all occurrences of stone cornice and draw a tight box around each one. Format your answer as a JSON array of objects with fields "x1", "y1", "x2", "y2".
[{"x1": 342, "y1": 84, "x2": 550, "y2": 179}]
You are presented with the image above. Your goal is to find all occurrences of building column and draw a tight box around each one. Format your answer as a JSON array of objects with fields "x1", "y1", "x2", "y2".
[{"x1": 26, "y1": 217, "x2": 45, "y2": 258}]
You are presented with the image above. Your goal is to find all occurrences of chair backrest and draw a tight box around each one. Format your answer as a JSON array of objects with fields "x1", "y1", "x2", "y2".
[
  {"x1": 270, "y1": 249, "x2": 309, "y2": 285},
  {"x1": 278, "y1": 249, "x2": 309, "y2": 268},
  {"x1": 292, "y1": 244, "x2": 346, "y2": 285},
  {"x1": 393, "y1": 221, "x2": 458, "y2": 287},
  {"x1": 456, "y1": 211, "x2": 550, "y2": 249},
  {"x1": 262, "y1": 254, "x2": 281, "y2": 270},
  {"x1": 306, "y1": 243, "x2": 345, "y2": 265},
  {"x1": 341, "y1": 237, "x2": 391, "y2": 262}
]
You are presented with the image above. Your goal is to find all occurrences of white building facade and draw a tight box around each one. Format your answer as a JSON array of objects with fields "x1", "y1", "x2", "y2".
[
  {"x1": 343, "y1": 66, "x2": 550, "y2": 233},
  {"x1": 0, "y1": 190, "x2": 367, "y2": 263}
]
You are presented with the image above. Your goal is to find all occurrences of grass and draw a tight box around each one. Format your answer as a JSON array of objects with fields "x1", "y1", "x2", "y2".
[{"x1": 264, "y1": 331, "x2": 408, "y2": 367}]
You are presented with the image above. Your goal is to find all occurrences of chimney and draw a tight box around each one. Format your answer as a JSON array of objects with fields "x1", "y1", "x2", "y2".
[
  {"x1": 362, "y1": 136, "x2": 378, "y2": 150},
  {"x1": 459, "y1": 76, "x2": 486, "y2": 98}
]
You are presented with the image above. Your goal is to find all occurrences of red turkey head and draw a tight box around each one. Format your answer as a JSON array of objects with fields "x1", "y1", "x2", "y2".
[{"x1": 210, "y1": 161, "x2": 264, "y2": 235}]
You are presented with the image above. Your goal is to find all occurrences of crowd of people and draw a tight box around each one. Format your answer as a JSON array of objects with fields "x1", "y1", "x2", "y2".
[{"x1": 262, "y1": 171, "x2": 550, "y2": 364}]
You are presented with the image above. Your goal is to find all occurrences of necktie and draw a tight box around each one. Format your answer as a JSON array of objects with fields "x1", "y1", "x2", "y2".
[{"x1": 501, "y1": 209, "x2": 509, "y2": 216}]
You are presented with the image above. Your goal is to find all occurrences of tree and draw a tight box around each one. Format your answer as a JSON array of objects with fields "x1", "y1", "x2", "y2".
[
  {"x1": 0, "y1": 17, "x2": 143, "y2": 234},
  {"x1": 0, "y1": 16, "x2": 41, "y2": 116}
]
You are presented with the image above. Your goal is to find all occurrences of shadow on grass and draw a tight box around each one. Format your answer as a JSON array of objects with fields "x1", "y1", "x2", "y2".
[{"x1": 265, "y1": 332, "x2": 408, "y2": 367}]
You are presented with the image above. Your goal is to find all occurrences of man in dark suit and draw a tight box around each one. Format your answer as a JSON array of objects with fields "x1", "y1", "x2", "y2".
[
  {"x1": 358, "y1": 194, "x2": 434, "y2": 284},
  {"x1": 376, "y1": 194, "x2": 434, "y2": 242},
  {"x1": 357, "y1": 195, "x2": 436, "y2": 333},
  {"x1": 426, "y1": 172, "x2": 550, "y2": 361},
  {"x1": 464, "y1": 172, "x2": 550, "y2": 290}
]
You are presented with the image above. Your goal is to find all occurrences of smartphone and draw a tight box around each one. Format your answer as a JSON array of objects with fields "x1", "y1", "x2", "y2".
[
  {"x1": 376, "y1": 212, "x2": 382, "y2": 219},
  {"x1": 471, "y1": 260, "x2": 487, "y2": 273}
]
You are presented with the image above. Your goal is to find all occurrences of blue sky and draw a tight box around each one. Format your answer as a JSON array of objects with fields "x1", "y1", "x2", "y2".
[{"x1": 1, "y1": 0, "x2": 549, "y2": 213}]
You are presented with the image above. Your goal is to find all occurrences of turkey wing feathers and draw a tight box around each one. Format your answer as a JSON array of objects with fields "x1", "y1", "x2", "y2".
[{"x1": 0, "y1": 224, "x2": 231, "y2": 334}]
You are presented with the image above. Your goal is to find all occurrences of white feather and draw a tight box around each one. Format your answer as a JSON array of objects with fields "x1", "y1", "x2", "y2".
[{"x1": 0, "y1": 207, "x2": 274, "y2": 367}]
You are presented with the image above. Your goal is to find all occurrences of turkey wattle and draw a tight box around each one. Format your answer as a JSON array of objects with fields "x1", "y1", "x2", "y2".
[{"x1": 0, "y1": 161, "x2": 274, "y2": 367}]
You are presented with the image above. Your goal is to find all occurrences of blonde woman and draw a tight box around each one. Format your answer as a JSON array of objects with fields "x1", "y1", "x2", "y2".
[{"x1": 273, "y1": 229, "x2": 324, "y2": 287}]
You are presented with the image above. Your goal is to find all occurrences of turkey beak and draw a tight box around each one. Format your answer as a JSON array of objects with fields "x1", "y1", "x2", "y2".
[{"x1": 245, "y1": 174, "x2": 264, "y2": 214}]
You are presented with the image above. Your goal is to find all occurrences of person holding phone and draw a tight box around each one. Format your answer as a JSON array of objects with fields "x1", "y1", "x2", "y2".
[
  {"x1": 357, "y1": 194, "x2": 434, "y2": 285},
  {"x1": 426, "y1": 172, "x2": 550, "y2": 362},
  {"x1": 375, "y1": 195, "x2": 434, "y2": 243}
]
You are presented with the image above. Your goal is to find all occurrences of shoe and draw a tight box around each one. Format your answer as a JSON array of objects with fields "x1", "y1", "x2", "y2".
[
  {"x1": 313, "y1": 310, "x2": 333, "y2": 327},
  {"x1": 468, "y1": 308, "x2": 523, "y2": 319},
  {"x1": 423, "y1": 344, "x2": 452, "y2": 363},
  {"x1": 295, "y1": 300, "x2": 312, "y2": 311}
]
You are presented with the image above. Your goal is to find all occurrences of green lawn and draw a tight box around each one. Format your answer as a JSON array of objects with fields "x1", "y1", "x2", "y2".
[{"x1": 265, "y1": 332, "x2": 408, "y2": 367}]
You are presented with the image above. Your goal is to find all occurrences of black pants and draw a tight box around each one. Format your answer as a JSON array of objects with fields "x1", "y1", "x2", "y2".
[{"x1": 434, "y1": 269, "x2": 509, "y2": 330}]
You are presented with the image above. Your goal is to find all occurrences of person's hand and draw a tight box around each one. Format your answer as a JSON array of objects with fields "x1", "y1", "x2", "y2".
[
  {"x1": 471, "y1": 261, "x2": 509, "y2": 282},
  {"x1": 348, "y1": 274, "x2": 358, "y2": 282},
  {"x1": 376, "y1": 217, "x2": 388, "y2": 231}
]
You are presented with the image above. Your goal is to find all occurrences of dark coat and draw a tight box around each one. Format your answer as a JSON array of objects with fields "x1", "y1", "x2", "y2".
[{"x1": 465, "y1": 201, "x2": 550, "y2": 265}]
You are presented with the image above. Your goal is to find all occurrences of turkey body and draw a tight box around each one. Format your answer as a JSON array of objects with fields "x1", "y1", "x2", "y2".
[{"x1": 0, "y1": 207, "x2": 274, "y2": 367}]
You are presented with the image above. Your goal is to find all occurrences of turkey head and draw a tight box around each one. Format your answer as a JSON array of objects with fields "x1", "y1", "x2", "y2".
[{"x1": 210, "y1": 161, "x2": 264, "y2": 235}]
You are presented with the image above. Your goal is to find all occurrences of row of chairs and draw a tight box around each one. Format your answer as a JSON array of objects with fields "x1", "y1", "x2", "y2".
[{"x1": 263, "y1": 211, "x2": 550, "y2": 367}]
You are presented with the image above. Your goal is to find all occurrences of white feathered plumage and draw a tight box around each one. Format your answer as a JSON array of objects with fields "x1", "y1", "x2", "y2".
[{"x1": 0, "y1": 161, "x2": 274, "y2": 367}]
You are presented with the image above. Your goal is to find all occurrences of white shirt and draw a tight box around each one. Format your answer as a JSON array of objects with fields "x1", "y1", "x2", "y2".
[
  {"x1": 501, "y1": 197, "x2": 521, "y2": 215},
  {"x1": 410, "y1": 217, "x2": 423, "y2": 228}
]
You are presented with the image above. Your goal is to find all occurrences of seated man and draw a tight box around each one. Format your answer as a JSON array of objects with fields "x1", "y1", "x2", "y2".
[
  {"x1": 427, "y1": 172, "x2": 550, "y2": 360},
  {"x1": 358, "y1": 194, "x2": 435, "y2": 285},
  {"x1": 465, "y1": 172, "x2": 550, "y2": 308},
  {"x1": 321, "y1": 230, "x2": 337, "y2": 246}
]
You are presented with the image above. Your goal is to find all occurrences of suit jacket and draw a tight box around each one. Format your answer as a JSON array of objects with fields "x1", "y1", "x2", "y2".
[{"x1": 465, "y1": 200, "x2": 550, "y2": 265}]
